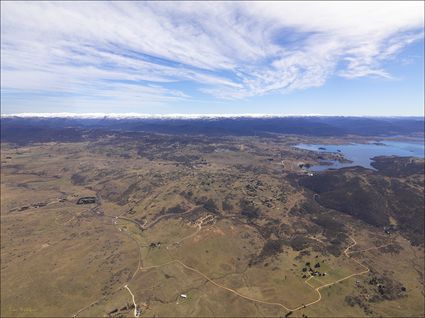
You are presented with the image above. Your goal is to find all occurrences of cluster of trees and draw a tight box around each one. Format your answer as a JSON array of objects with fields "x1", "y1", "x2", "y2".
[{"x1": 239, "y1": 199, "x2": 260, "y2": 219}]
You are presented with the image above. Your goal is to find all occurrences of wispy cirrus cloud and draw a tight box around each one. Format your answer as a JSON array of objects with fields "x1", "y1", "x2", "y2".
[{"x1": 1, "y1": 1, "x2": 423, "y2": 111}]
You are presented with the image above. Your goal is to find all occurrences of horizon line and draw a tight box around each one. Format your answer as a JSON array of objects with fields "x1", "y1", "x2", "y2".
[{"x1": 1, "y1": 112, "x2": 424, "y2": 119}]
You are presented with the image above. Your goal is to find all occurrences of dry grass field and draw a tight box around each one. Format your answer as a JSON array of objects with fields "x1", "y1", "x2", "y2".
[{"x1": 1, "y1": 133, "x2": 424, "y2": 317}]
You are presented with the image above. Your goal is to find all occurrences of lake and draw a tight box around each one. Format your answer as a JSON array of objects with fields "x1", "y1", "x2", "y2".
[{"x1": 295, "y1": 140, "x2": 425, "y2": 171}]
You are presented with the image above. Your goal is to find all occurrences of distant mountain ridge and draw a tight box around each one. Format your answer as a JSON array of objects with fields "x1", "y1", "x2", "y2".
[{"x1": 1, "y1": 116, "x2": 424, "y2": 145}]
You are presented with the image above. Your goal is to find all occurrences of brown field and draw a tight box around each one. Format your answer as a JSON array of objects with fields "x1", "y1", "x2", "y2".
[{"x1": 1, "y1": 134, "x2": 424, "y2": 317}]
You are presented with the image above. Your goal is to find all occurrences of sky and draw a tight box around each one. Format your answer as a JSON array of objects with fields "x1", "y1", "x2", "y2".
[{"x1": 1, "y1": 1, "x2": 424, "y2": 116}]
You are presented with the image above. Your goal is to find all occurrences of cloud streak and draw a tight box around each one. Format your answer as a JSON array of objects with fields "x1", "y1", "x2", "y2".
[{"x1": 1, "y1": 1, "x2": 423, "y2": 110}]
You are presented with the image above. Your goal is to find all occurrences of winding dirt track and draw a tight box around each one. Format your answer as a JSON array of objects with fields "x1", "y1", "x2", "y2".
[
  {"x1": 139, "y1": 234, "x2": 393, "y2": 314},
  {"x1": 72, "y1": 206, "x2": 200, "y2": 317},
  {"x1": 142, "y1": 205, "x2": 202, "y2": 230},
  {"x1": 140, "y1": 259, "x2": 291, "y2": 311},
  {"x1": 72, "y1": 215, "x2": 143, "y2": 318},
  {"x1": 290, "y1": 236, "x2": 393, "y2": 312},
  {"x1": 124, "y1": 285, "x2": 138, "y2": 317},
  {"x1": 72, "y1": 202, "x2": 392, "y2": 317}
]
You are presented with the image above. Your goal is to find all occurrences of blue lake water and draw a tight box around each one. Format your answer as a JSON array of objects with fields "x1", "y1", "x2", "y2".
[{"x1": 295, "y1": 140, "x2": 425, "y2": 171}]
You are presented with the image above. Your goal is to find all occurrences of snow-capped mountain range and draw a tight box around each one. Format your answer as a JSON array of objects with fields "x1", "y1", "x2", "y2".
[{"x1": 1, "y1": 113, "x2": 418, "y2": 119}]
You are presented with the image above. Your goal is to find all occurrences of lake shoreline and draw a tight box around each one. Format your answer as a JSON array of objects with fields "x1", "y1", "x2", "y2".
[{"x1": 294, "y1": 140, "x2": 425, "y2": 172}]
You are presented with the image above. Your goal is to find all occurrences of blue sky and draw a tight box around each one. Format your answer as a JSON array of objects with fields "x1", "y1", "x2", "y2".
[{"x1": 1, "y1": 1, "x2": 424, "y2": 116}]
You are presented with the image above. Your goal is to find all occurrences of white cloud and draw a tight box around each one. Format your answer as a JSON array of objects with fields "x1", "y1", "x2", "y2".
[{"x1": 1, "y1": 1, "x2": 423, "y2": 107}]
